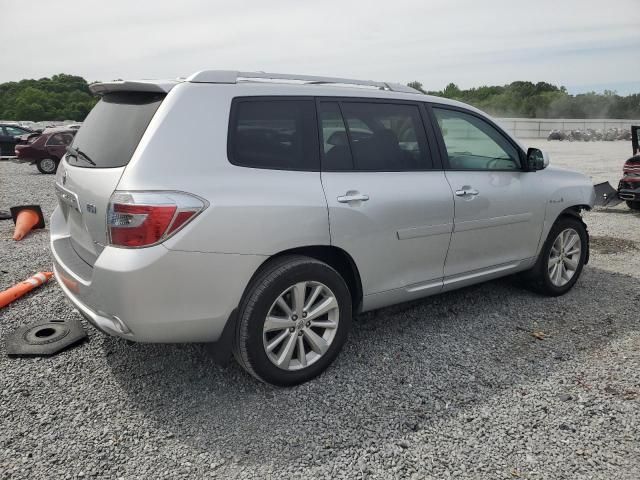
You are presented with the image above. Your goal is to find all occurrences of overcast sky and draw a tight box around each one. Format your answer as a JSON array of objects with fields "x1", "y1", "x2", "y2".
[{"x1": 3, "y1": 0, "x2": 639, "y2": 94}]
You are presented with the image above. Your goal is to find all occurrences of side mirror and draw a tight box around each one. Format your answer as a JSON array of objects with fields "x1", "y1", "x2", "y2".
[{"x1": 526, "y1": 147, "x2": 549, "y2": 171}]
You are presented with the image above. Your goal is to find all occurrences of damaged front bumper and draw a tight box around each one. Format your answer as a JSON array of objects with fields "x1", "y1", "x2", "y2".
[{"x1": 618, "y1": 179, "x2": 640, "y2": 202}]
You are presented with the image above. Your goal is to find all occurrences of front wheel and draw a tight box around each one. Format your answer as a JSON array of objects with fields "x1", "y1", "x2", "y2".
[
  {"x1": 525, "y1": 216, "x2": 588, "y2": 296},
  {"x1": 36, "y1": 158, "x2": 58, "y2": 174},
  {"x1": 233, "y1": 255, "x2": 351, "y2": 386},
  {"x1": 627, "y1": 200, "x2": 640, "y2": 211}
]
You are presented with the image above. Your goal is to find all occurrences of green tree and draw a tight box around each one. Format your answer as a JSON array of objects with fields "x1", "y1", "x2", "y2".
[
  {"x1": 0, "y1": 74, "x2": 98, "y2": 121},
  {"x1": 442, "y1": 83, "x2": 461, "y2": 98},
  {"x1": 407, "y1": 81, "x2": 426, "y2": 93},
  {"x1": 410, "y1": 80, "x2": 640, "y2": 118}
]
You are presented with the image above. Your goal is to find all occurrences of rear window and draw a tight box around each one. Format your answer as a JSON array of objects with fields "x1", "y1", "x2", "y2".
[
  {"x1": 68, "y1": 92, "x2": 165, "y2": 168},
  {"x1": 46, "y1": 132, "x2": 75, "y2": 146},
  {"x1": 228, "y1": 98, "x2": 319, "y2": 170}
]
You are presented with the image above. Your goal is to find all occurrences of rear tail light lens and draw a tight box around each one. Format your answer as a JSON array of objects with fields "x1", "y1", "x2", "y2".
[{"x1": 107, "y1": 191, "x2": 207, "y2": 248}]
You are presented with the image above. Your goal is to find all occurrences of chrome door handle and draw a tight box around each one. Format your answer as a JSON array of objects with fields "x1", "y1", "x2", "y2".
[
  {"x1": 337, "y1": 192, "x2": 370, "y2": 203},
  {"x1": 455, "y1": 188, "x2": 479, "y2": 197}
]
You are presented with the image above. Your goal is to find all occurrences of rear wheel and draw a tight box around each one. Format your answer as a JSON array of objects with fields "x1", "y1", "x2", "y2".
[
  {"x1": 36, "y1": 158, "x2": 58, "y2": 174},
  {"x1": 627, "y1": 200, "x2": 640, "y2": 210},
  {"x1": 233, "y1": 255, "x2": 351, "y2": 386},
  {"x1": 525, "y1": 216, "x2": 588, "y2": 296}
]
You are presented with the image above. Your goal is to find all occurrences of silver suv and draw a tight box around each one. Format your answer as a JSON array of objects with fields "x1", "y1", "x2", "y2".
[{"x1": 51, "y1": 70, "x2": 595, "y2": 385}]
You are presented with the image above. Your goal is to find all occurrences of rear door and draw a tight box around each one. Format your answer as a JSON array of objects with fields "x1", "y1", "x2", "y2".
[
  {"x1": 319, "y1": 99, "x2": 454, "y2": 296},
  {"x1": 429, "y1": 105, "x2": 546, "y2": 278},
  {"x1": 55, "y1": 91, "x2": 165, "y2": 265}
]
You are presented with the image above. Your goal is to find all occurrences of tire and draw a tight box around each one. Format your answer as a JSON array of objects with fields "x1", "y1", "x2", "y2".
[
  {"x1": 525, "y1": 216, "x2": 588, "y2": 296},
  {"x1": 233, "y1": 255, "x2": 352, "y2": 386},
  {"x1": 627, "y1": 200, "x2": 640, "y2": 211},
  {"x1": 36, "y1": 158, "x2": 58, "y2": 174}
]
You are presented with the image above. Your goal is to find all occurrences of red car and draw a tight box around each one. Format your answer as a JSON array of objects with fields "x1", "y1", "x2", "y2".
[
  {"x1": 618, "y1": 126, "x2": 639, "y2": 210},
  {"x1": 14, "y1": 128, "x2": 76, "y2": 174}
]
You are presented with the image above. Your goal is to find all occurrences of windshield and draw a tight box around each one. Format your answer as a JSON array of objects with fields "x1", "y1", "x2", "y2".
[{"x1": 68, "y1": 92, "x2": 165, "y2": 168}]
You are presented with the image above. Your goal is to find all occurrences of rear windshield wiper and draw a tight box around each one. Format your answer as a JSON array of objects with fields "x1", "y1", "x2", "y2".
[{"x1": 66, "y1": 145, "x2": 96, "y2": 166}]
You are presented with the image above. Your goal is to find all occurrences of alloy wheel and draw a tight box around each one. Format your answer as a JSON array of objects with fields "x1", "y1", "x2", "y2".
[
  {"x1": 262, "y1": 281, "x2": 340, "y2": 371},
  {"x1": 547, "y1": 228, "x2": 581, "y2": 287}
]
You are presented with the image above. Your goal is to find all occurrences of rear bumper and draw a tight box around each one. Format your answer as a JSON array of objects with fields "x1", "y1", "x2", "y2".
[
  {"x1": 13, "y1": 146, "x2": 34, "y2": 161},
  {"x1": 50, "y1": 206, "x2": 265, "y2": 343}
]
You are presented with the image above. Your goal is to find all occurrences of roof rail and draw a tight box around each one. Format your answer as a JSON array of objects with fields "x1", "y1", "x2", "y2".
[{"x1": 185, "y1": 70, "x2": 422, "y2": 94}]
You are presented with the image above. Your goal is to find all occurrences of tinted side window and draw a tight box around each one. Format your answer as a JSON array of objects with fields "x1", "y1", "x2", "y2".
[
  {"x1": 229, "y1": 99, "x2": 318, "y2": 170},
  {"x1": 5, "y1": 126, "x2": 28, "y2": 136},
  {"x1": 432, "y1": 108, "x2": 520, "y2": 170},
  {"x1": 47, "y1": 133, "x2": 74, "y2": 146},
  {"x1": 339, "y1": 102, "x2": 431, "y2": 171},
  {"x1": 319, "y1": 102, "x2": 354, "y2": 170}
]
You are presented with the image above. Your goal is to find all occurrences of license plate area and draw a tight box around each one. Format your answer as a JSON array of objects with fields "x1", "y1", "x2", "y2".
[{"x1": 55, "y1": 183, "x2": 82, "y2": 213}]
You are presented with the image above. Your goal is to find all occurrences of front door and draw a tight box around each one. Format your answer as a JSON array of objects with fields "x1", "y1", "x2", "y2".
[
  {"x1": 430, "y1": 106, "x2": 547, "y2": 277},
  {"x1": 319, "y1": 100, "x2": 454, "y2": 297}
]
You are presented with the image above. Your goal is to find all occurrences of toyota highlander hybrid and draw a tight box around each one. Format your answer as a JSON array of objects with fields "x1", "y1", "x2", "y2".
[{"x1": 51, "y1": 71, "x2": 595, "y2": 385}]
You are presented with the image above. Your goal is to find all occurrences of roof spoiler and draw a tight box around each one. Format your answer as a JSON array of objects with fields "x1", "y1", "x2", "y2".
[{"x1": 89, "y1": 80, "x2": 179, "y2": 96}]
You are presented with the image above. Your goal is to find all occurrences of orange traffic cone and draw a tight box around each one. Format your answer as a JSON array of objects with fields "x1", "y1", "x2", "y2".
[
  {"x1": 0, "y1": 272, "x2": 53, "y2": 309},
  {"x1": 10, "y1": 205, "x2": 45, "y2": 241}
]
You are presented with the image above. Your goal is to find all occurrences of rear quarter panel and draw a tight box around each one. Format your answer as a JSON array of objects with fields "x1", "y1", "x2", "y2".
[{"x1": 116, "y1": 83, "x2": 330, "y2": 255}]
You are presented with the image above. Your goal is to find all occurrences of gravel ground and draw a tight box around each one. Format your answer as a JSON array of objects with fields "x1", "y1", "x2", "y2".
[{"x1": 1, "y1": 142, "x2": 639, "y2": 479}]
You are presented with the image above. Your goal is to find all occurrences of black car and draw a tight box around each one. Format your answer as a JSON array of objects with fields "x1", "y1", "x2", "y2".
[{"x1": 0, "y1": 124, "x2": 34, "y2": 156}]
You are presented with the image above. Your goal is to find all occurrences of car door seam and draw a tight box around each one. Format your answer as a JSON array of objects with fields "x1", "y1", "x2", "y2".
[
  {"x1": 319, "y1": 170, "x2": 333, "y2": 245},
  {"x1": 442, "y1": 171, "x2": 457, "y2": 278}
]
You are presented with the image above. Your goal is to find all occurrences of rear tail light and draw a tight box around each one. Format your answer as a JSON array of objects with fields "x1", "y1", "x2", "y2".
[{"x1": 107, "y1": 191, "x2": 207, "y2": 248}]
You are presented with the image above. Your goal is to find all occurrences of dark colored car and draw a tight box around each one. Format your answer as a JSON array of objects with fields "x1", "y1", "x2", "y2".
[
  {"x1": 14, "y1": 128, "x2": 76, "y2": 174},
  {"x1": 618, "y1": 126, "x2": 640, "y2": 210},
  {"x1": 0, "y1": 124, "x2": 34, "y2": 156}
]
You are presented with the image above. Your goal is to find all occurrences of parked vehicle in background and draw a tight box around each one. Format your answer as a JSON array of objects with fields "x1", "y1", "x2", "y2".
[
  {"x1": 0, "y1": 123, "x2": 33, "y2": 156},
  {"x1": 50, "y1": 71, "x2": 595, "y2": 386},
  {"x1": 15, "y1": 128, "x2": 76, "y2": 173},
  {"x1": 618, "y1": 126, "x2": 640, "y2": 210}
]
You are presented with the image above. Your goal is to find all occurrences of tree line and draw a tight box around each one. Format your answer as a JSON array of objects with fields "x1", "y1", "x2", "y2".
[
  {"x1": 0, "y1": 74, "x2": 638, "y2": 121},
  {"x1": 0, "y1": 74, "x2": 97, "y2": 121},
  {"x1": 408, "y1": 81, "x2": 640, "y2": 119}
]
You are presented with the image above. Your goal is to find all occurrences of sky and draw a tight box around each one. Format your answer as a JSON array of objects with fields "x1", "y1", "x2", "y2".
[{"x1": 2, "y1": 0, "x2": 639, "y2": 94}]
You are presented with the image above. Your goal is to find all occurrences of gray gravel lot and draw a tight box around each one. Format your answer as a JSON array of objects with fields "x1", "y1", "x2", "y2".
[{"x1": 1, "y1": 142, "x2": 639, "y2": 479}]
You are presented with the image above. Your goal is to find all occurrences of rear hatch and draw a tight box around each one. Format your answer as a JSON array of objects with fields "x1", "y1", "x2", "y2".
[{"x1": 55, "y1": 90, "x2": 166, "y2": 266}]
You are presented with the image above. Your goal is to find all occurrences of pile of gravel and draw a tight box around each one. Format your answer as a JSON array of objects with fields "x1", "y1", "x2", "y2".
[{"x1": 1, "y1": 160, "x2": 639, "y2": 479}]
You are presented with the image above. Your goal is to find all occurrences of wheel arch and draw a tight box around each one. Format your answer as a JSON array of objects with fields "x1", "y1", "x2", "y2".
[
  {"x1": 551, "y1": 204, "x2": 590, "y2": 264},
  {"x1": 208, "y1": 245, "x2": 363, "y2": 362},
  {"x1": 256, "y1": 245, "x2": 363, "y2": 315},
  {"x1": 559, "y1": 204, "x2": 590, "y2": 217}
]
